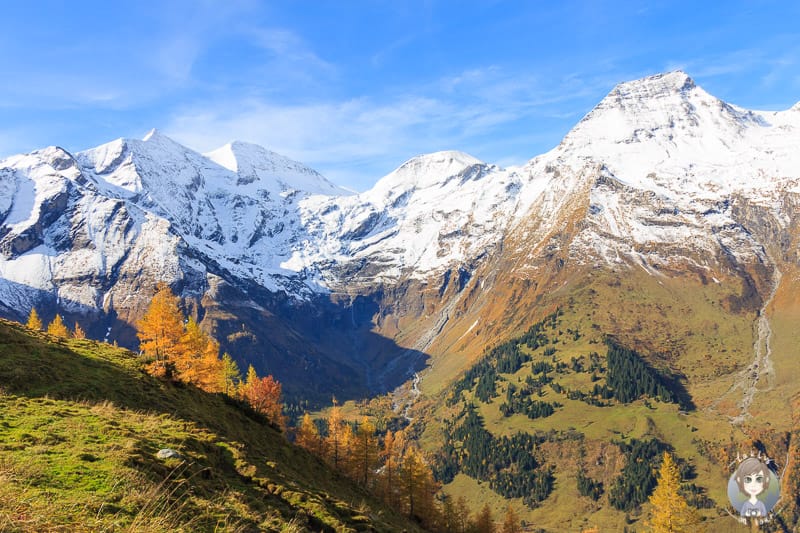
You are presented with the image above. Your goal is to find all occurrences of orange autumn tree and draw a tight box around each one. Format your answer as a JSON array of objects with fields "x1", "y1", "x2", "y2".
[
  {"x1": 241, "y1": 365, "x2": 284, "y2": 429},
  {"x1": 295, "y1": 412, "x2": 323, "y2": 455},
  {"x1": 502, "y1": 505, "x2": 522, "y2": 533},
  {"x1": 175, "y1": 317, "x2": 224, "y2": 392},
  {"x1": 73, "y1": 321, "x2": 86, "y2": 339},
  {"x1": 353, "y1": 416, "x2": 379, "y2": 488},
  {"x1": 399, "y1": 445, "x2": 439, "y2": 526},
  {"x1": 325, "y1": 398, "x2": 346, "y2": 469},
  {"x1": 379, "y1": 429, "x2": 406, "y2": 506},
  {"x1": 137, "y1": 283, "x2": 185, "y2": 378},
  {"x1": 474, "y1": 503, "x2": 495, "y2": 533}
]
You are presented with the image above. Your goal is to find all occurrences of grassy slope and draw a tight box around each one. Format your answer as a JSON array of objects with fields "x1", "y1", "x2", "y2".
[
  {"x1": 415, "y1": 264, "x2": 791, "y2": 532},
  {"x1": 0, "y1": 319, "x2": 424, "y2": 533}
]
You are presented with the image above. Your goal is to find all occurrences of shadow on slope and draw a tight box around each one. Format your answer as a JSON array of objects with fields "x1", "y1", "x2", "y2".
[
  {"x1": 0, "y1": 275, "x2": 432, "y2": 409},
  {"x1": 199, "y1": 280, "x2": 431, "y2": 406}
]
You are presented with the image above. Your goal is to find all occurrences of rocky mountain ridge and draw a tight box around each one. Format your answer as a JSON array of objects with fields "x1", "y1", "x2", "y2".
[{"x1": 1, "y1": 71, "x2": 798, "y2": 407}]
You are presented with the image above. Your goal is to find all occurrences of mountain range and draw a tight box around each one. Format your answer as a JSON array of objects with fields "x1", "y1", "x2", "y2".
[{"x1": 1, "y1": 70, "x2": 798, "y2": 414}]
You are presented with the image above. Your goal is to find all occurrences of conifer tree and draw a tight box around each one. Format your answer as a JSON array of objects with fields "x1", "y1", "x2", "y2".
[
  {"x1": 220, "y1": 352, "x2": 241, "y2": 396},
  {"x1": 380, "y1": 429, "x2": 405, "y2": 506},
  {"x1": 455, "y1": 496, "x2": 472, "y2": 533},
  {"x1": 295, "y1": 412, "x2": 322, "y2": 454},
  {"x1": 340, "y1": 422, "x2": 357, "y2": 479},
  {"x1": 243, "y1": 364, "x2": 258, "y2": 394},
  {"x1": 175, "y1": 317, "x2": 224, "y2": 392},
  {"x1": 26, "y1": 308, "x2": 43, "y2": 331},
  {"x1": 325, "y1": 398, "x2": 344, "y2": 469},
  {"x1": 353, "y1": 416, "x2": 378, "y2": 488},
  {"x1": 647, "y1": 452, "x2": 703, "y2": 532},
  {"x1": 73, "y1": 321, "x2": 86, "y2": 339},
  {"x1": 502, "y1": 505, "x2": 521, "y2": 533},
  {"x1": 474, "y1": 503, "x2": 495, "y2": 533},
  {"x1": 46, "y1": 314, "x2": 70, "y2": 338},
  {"x1": 440, "y1": 494, "x2": 460, "y2": 533},
  {"x1": 137, "y1": 283, "x2": 184, "y2": 378},
  {"x1": 399, "y1": 445, "x2": 438, "y2": 524},
  {"x1": 400, "y1": 446, "x2": 423, "y2": 519}
]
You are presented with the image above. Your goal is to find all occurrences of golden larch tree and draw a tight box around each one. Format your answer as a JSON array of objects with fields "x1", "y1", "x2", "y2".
[
  {"x1": 339, "y1": 422, "x2": 357, "y2": 479},
  {"x1": 455, "y1": 496, "x2": 472, "y2": 533},
  {"x1": 295, "y1": 412, "x2": 323, "y2": 455},
  {"x1": 46, "y1": 314, "x2": 70, "y2": 338},
  {"x1": 475, "y1": 503, "x2": 496, "y2": 533},
  {"x1": 502, "y1": 505, "x2": 522, "y2": 533},
  {"x1": 137, "y1": 283, "x2": 185, "y2": 378},
  {"x1": 73, "y1": 321, "x2": 86, "y2": 339},
  {"x1": 379, "y1": 429, "x2": 406, "y2": 506},
  {"x1": 399, "y1": 445, "x2": 438, "y2": 524},
  {"x1": 175, "y1": 317, "x2": 224, "y2": 392},
  {"x1": 440, "y1": 494, "x2": 460, "y2": 533},
  {"x1": 241, "y1": 364, "x2": 258, "y2": 397},
  {"x1": 647, "y1": 451, "x2": 704, "y2": 532},
  {"x1": 325, "y1": 398, "x2": 345, "y2": 469},
  {"x1": 26, "y1": 308, "x2": 43, "y2": 331},
  {"x1": 353, "y1": 416, "x2": 379, "y2": 488},
  {"x1": 220, "y1": 352, "x2": 241, "y2": 396}
]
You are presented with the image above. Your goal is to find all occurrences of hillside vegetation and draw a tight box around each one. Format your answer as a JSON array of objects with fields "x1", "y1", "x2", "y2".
[
  {"x1": 419, "y1": 304, "x2": 800, "y2": 532},
  {"x1": 0, "y1": 319, "x2": 424, "y2": 532}
]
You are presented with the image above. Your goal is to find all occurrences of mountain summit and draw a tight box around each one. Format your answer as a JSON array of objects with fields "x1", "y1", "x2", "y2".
[{"x1": 205, "y1": 140, "x2": 346, "y2": 195}]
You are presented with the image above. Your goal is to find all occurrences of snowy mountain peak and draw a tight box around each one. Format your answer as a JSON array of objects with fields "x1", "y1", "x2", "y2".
[
  {"x1": 137, "y1": 128, "x2": 196, "y2": 156},
  {"x1": 76, "y1": 131, "x2": 208, "y2": 195},
  {"x1": 205, "y1": 141, "x2": 346, "y2": 196},
  {"x1": 31, "y1": 146, "x2": 80, "y2": 174},
  {"x1": 142, "y1": 128, "x2": 161, "y2": 142},
  {"x1": 613, "y1": 70, "x2": 696, "y2": 98},
  {"x1": 554, "y1": 70, "x2": 783, "y2": 187},
  {"x1": 578, "y1": 70, "x2": 709, "y2": 127},
  {"x1": 370, "y1": 150, "x2": 485, "y2": 198},
  {"x1": 410, "y1": 150, "x2": 483, "y2": 166}
]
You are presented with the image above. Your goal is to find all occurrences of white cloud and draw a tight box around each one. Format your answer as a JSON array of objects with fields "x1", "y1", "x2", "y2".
[{"x1": 164, "y1": 65, "x2": 609, "y2": 190}]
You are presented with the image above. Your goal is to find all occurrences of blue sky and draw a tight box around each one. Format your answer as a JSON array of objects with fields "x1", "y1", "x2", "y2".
[{"x1": 2, "y1": 1, "x2": 799, "y2": 191}]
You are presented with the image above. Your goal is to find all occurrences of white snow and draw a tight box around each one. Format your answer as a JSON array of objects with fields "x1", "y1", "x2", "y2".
[
  {"x1": 1, "y1": 70, "x2": 799, "y2": 311},
  {"x1": 0, "y1": 245, "x2": 55, "y2": 290}
]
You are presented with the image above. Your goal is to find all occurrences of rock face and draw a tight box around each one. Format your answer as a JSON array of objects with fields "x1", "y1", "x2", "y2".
[{"x1": 1, "y1": 72, "x2": 799, "y2": 406}]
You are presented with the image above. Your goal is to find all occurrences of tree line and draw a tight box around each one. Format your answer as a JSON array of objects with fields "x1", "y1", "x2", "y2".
[{"x1": 26, "y1": 308, "x2": 86, "y2": 339}]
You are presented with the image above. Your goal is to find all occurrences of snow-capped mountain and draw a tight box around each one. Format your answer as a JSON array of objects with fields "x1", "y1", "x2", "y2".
[
  {"x1": 508, "y1": 71, "x2": 800, "y2": 274},
  {"x1": 0, "y1": 128, "x2": 348, "y2": 311},
  {"x1": 1, "y1": 71, "x2": 798, "y2": 405}
]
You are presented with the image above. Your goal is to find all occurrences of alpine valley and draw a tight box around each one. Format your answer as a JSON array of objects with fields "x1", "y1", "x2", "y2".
[{"x1": 2, "y1": 71, "x2": 800, "y2": 530}]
